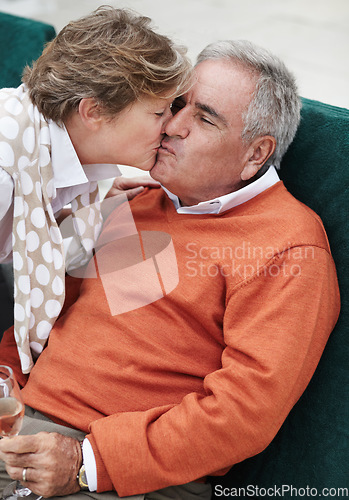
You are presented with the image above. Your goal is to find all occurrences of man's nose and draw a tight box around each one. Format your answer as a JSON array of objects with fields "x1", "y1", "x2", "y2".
[{"x1": 164, "y1": 108, "x2": 190, "y2": 138}]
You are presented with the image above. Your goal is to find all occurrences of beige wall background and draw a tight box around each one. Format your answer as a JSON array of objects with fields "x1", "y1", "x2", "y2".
[{"x1": 0, "y1": 0, "x2": 348, "y2": 109}]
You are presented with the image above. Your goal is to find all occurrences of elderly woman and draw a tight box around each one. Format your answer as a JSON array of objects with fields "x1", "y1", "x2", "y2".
[{"x1": 0, "y1": 6, "x2": 192, "y2": 373}]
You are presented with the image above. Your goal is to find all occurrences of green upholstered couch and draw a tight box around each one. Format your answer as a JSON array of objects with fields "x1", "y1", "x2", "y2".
[
  {"x1": 0, "y1": 11, "x2": 348, "y2": 497},
  {"x1": 0, "y1": 11, "x2": 56, "y2": 88},
  {"x1": 0, "y1": 12, "x2": 56, "y2": 336},
  {"x1": 210, "y1": 99, "x2": 349, "y2": 497}
]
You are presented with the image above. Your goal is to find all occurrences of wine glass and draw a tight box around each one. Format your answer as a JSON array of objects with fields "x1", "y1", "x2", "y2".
[{"x1": 0, "y1": 365, "x2": 41, "y2": 500}]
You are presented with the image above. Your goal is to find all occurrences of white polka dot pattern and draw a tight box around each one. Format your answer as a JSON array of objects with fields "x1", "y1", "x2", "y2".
[{"x1": 0, "y1": 85, "x2": 102, "y2": 374}]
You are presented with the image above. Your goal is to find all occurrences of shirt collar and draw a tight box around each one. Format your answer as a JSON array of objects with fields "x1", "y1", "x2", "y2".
[
  {"x1": 48, "y1": 121, "x2": 121, "y2": 189},
  {"x1": 162, "y1": 166, "x2": 280, "y2": 214}
]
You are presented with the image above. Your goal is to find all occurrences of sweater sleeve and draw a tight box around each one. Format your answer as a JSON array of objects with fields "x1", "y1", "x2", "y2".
[{"x1": 87, "y1": 246, "x2": 340, "y2": 497}]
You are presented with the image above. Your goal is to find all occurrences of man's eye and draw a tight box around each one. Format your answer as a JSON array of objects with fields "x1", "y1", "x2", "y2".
[
  {"x1": 155, "y1": 111, "x2": 164, "y2": 117},
  {"x1": 201, "y1": 117, "x2": 214, "y2": 126}
]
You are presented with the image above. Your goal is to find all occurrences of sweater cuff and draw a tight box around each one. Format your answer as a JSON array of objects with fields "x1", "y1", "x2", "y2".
[
  {"x1": 88, "y1": 405, "x2": 179, "y2": 497},
  {"x1": 86, "y1": 434, "x2": 114, "y2": 492}
]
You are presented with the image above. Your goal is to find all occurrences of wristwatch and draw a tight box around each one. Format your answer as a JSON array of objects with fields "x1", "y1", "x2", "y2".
[
  {"x1": 77, "y1": 441, "x2": 89, "y2": 491},
  {"x1": 78, "y1": 464, "x2": 89, "y2": 491}
]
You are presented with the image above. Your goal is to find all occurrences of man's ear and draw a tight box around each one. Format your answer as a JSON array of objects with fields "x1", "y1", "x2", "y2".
[
  {"x1": 240, "y1": 136, "x2": 276, "y2": 181},
  {"x1": 78, "y1": 98, "x2": 103, "y2": 130}
]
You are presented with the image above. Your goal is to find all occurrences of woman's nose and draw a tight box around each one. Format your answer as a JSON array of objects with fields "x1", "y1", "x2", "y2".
[{"x1": 160, "y1": 107, "x2": 174, "y2": 134}]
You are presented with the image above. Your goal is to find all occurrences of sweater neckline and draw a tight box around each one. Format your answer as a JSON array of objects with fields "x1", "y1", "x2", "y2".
[{"x1": 163, "y1": 181, "x2": 284, "y2": 222}]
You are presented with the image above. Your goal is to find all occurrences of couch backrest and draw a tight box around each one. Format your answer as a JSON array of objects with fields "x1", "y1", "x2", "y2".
[{"x1": 0, "y1": 11, "x2": 56, "y2": 88}]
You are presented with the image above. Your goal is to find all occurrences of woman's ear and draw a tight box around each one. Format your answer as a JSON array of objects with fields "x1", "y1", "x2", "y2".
[
  {"x1": 240, "y1": 135, "x2": 276, "y2": 181},
  {"x1": 78, "y1": 98, "x2": 103, "y2": 130}
]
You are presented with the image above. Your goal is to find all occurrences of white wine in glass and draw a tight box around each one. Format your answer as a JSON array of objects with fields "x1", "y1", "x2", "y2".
[{"x1": 0, "y1": 365, "x2": 41, "y2": 500}]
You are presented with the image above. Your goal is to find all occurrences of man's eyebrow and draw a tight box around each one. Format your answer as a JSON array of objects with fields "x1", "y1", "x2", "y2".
[{"x1": 195, "y1": 102, "x2": 228, "y2": 125}]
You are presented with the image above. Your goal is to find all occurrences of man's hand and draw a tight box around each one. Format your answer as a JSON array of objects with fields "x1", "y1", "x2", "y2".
[
  {"x1": 105, "y1": 175, "x2": 160, "y2": 200},
  {"x1": 0, "y1": 432, "x2": 82, "y2": 498}
]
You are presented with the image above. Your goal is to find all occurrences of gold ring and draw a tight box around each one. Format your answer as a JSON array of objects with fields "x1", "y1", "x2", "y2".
[{"x1": 22, "y1": 467, "x2": 27, "y2": 483}]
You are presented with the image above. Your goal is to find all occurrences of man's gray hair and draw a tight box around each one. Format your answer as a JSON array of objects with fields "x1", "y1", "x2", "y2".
[{"x1": 197, "y1": 40, "x2": 301, "y2": 168}]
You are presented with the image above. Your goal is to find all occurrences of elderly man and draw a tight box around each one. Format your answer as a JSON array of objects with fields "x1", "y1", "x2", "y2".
[{"x1": 0, "y1": 40, "x2": 340, "y2": 500}]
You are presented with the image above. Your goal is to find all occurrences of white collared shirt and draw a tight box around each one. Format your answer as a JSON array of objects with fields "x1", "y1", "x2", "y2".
[
  {"x1": 0, "y1": 120, "x2": 120, "y2": 262},
  {"x1": 162, "y1": 165, "x2": 280, "y2": 214}
]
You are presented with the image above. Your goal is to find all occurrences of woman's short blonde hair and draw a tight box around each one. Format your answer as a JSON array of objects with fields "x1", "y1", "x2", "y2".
[{"x1": 23, "y1": 6, "x2": 192, "y2": 123}]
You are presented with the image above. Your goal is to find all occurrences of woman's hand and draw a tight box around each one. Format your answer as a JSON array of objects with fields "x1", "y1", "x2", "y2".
[
  {"x1": 0, "y1": 432, "x2": 82, "y2": 498},
  {"x1": 105, "y1": 175, "x2": 160, "y2": 200}
]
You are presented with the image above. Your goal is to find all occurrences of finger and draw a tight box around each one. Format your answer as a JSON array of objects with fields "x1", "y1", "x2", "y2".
[
  {"x1": 10, "y1": 462, "x2": 80, "y2": 498},
  {"x1": 130, "y1": 177, "x2": 160, "y2": 187},
  {"x1": 5, "y1": 464, "x2": 30, "y2": 483},
  {"x1": 113, "y1": 175, "x2": 160, "y2": 190},
  {"x1": 6, "y1": 464, "x2": 47, "y2": 485},
  {"x1": 2, "y1": 451, "x2": 35, "y2": 468},
  {"x1": 105, "y1": 185, "x2": 145, "y2": 200},
  {"x1": 104, "y1": 186, "x2": 137, "y2": 199},
  {"x1": 0, "y1": 435, "x2": 39, "y2": 454},
  {"x1": 5, "y1": 465, "x2": 54, "y2": 498},
  {"x1": 6, "y1": 459, "x2": 77, "y2": 497},
  {"x1": 124, "y1": 186, "x2": 146, "y2": 200},
  {"x1": 3, "y1": 434, "x2": 81, "y2": 498}
]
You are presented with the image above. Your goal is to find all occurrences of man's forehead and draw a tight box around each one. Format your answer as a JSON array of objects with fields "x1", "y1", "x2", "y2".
[
  {"x1": 190, "y1": 64, "x2": 227, "y2": 100},
  {"x1": 194, "y1": 59, "x2": 237, "y2": 91},
  {"x1": 182, "y1": 64, "x2": 227, "y2": 105},
  {"x1": 189, "y1": 59, "x2": 255, "y2": 118}
]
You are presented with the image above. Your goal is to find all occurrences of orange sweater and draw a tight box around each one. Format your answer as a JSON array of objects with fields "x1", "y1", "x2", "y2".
[{"x1": 0, "y1": 182, "x2": 340, "y2": 497}]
